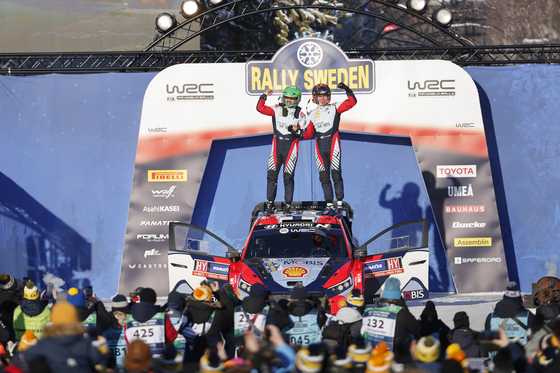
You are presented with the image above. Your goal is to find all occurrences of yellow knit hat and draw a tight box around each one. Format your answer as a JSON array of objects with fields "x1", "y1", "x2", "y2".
[
  {"x1": 50, "y1": 302, "x2": 79, "y2": 325},
  {"x1": 23, "y1": 281, "x2": 40, "y2": 300},
  {"x1": 446, "y1": 343, "x2": 470, "y2": 371},
  {"x1": 193, "y1": 285, "x2": 212, "y2": 301},
  {"x1": 18, "y1": 330, "x2": 38, "y2": 351}
]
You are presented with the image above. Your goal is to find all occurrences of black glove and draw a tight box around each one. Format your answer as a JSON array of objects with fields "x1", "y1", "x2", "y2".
[
  {"x1": 288, "y1": 125, "x2": 301, "y2": 137},
  {"x1": 337, "y1": 82, "x2": 351, "y2": 93}
]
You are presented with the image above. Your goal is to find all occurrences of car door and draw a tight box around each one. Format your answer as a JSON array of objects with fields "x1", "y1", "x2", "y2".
[
  {"x1": 168, "y1": 222, "x2": 240, "y2": 295},
  {"x1": 357, "y1": 219, "x2": 430, "y2": 303}
]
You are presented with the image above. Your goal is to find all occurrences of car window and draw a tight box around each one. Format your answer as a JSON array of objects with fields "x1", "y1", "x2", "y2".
[{"x1": 244, "y1": 229, "x2": 348, "y2": 258}]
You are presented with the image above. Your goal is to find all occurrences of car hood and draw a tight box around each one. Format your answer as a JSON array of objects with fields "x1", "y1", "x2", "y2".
[{"x1": 243, "y1": 257, "x2": 349, "y2": 293}]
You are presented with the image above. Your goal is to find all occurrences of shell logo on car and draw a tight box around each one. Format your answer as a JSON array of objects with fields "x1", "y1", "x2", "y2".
[{"x1": 282, "y1": 267, "x2": 308, "y2": 278}]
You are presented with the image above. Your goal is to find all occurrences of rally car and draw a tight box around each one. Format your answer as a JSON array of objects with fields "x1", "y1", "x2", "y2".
[{"x1": 168, "y1": 201, "x2": 429, "y2": 314}]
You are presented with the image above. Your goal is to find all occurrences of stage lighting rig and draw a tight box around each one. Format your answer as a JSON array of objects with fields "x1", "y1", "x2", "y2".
[
  {"x1": 155, "y1": 13, "x2": 177, "y2": 33},
  {"x1": 406, "y1": 0, "x2": 427, "y2": 14},
  {"x1": 180, "y1": 0, "x2": 206, "y2": 19},
  {"x1": 432, "y1": 7, "x2": 453, "y2": 28}
]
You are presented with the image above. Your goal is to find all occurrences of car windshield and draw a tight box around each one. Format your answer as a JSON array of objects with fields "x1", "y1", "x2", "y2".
[{"x1": 244, "y1": 227, "x2": 348, "y2": 258}]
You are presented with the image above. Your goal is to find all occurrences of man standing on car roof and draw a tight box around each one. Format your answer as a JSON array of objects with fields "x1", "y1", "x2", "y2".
[
  {"x1": 290, "y1": 82, "x2": 356, "y2": 208},
  {"x1": 257, "y1": 85, "x2": 307, "y2": 215}
]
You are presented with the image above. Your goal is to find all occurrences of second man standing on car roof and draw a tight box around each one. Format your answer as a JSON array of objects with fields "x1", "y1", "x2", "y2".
[{"x1": 257, "y1": 86, "x2": 307, "y2": 215}]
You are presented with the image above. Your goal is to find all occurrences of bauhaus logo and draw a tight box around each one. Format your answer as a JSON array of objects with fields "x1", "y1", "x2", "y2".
[
  {"x1": 454, "y1": 237, "x2": 492, "y2": 247},
  {"x1": 148, "y1": 170, "x2": 187, "y2": 182},
  {"x1": 437, "y1": 165, "x2": 476, "y2": 178},
  {"x1": 446, "y1": 205, "x2": 485, "y2": 213}
]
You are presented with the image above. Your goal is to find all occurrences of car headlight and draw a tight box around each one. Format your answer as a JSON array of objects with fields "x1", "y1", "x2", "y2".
[
  {"x1": 327, "y1": 276, "x2": 353, "y2": 294},
  {"x1": 238, "y1": 277, "x2": 252, "y2": 294}
]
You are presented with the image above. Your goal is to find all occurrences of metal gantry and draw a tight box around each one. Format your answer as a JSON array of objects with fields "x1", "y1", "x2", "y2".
[{"x1": 2, "y1": 45, "x2": 560, "y2": 75}]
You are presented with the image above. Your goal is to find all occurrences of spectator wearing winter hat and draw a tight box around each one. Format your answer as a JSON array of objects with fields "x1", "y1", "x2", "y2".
[
  {"x1": 124, "y1": 339, "x2": 152, "y2": 373},
  {"x1": 484, "y1": 281, "x2": 534, "y2": 351},
  {"x1": 124, "y1": 287, "x2": 178, "y2": 359},
  {"x1": 181, "y1": 282, "x2": 233, "y2": 369},
  {"x1": 361, "y1": 277, "x2": 420, "y2": 354},
  {"x1": 12, "y1": 302, "x2": 105, "y2": 372},
  {"x1": 418, "y1": 300, "x2": 451, "y2": 353},
  {"x1": 161, "y1": 291, "x2": 187, "y2": 359},
  {"x1": 0, "y1": 274, "x2": 21, "y2": 342},
  {"x1": 448, "y1": 311, "x2": 482, "y2": 358},
  {"x1": 66, "y1": 287, "x2": 113, "y2": 335},
  {"x1": 12, "y1": 282, "x2": 50, "y2": 341},
  {"x1": 527, "y1": 288, "x2": 560, "y2": 353},
  {"x1": 322, "y1": 305, "x2": 363, "y2": 347},
  {"x1": 282, "y1": 282, "x2": 325, "y2": 347},
  {"x1": 109, "y1": 294, "x2": 132, "y2": 329},
  {"x1": 414, "y1": 336, "x2": 442, "y2": 373},
  {"x1": 234, "y1": 283, "x2": 284, "y2": 345}
]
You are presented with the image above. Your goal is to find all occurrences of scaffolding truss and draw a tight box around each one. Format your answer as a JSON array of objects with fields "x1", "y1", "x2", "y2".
[{"x1": 1, "y1": 45, "x2": 560, "y2": 75}]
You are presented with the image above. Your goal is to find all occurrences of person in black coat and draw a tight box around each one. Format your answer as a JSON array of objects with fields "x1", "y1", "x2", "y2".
[
  {"x1": 66, "y1": 287, "x2": 113, "y2": 335},
  {"x1": 448, "y1": 311, "x2": 482, "y2": 358},
  {"x1": 182, "y1": 281, "x2": 234, "y2": 368},
  {"x1": 418, "y1": 300, "x2": 451, "y2": 353}
]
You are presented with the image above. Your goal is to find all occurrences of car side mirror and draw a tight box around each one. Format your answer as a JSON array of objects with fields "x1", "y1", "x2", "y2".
[
  {"x1": 353, "y1": 249, "x2": 367, "y2": 261},
  {"x1": 226, "y1": 251, "x2": 241, "y2": 261}
]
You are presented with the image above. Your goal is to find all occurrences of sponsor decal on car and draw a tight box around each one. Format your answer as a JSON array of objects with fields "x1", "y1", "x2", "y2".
[
  {"x1": 282, "y1": 267, "x2": 309, "y2": 278},
  {"x1": 364, "y1": 257, "x2": 404, "y2": 278},
  {"x1": 192, "y1": 259, "x2": 229, "y2": 280}
]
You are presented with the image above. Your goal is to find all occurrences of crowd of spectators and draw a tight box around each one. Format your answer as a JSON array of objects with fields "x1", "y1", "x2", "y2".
[{"x1": 1, "y1": 273, "x2": 560, "y2": 373}]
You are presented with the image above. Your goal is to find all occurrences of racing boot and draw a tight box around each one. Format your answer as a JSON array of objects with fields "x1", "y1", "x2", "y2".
[
  {"x1": 336, "y1": 200, "x2": 344, "y2": 213},
  {"x1": 267, "y1": 201, "x2": 274, "y2": 215},
  {"x1": 284, "y1": 203, "x2": 292, "y2": 214}
]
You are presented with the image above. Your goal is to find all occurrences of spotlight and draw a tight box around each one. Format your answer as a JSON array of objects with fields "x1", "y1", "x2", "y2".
[
  {"x1": 206, "y1": 0, "x2": 224, "y2": 6},
  {"x1": 180, "y1": 0, "x2": 205, "y2": 19},
  {"x1": 155, "y1": 13, "x2": 177, "y2": 33},
  {"x1": 432, "y1": 7, "x2": 453, "y2": 28},
  {"x1": 406, "y1": 0, "x2": 427, "y2": 14}
]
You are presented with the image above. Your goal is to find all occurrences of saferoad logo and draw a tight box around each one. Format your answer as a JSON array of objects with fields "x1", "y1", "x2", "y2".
[
  {"x1": 245, "y1": 37, "x2": 374, "y2": 95},
  {"x1": 148, "y1": 170, "x2": 187, "y2": 182},
  {"x1": 437, "y1": 165, "x2": 477, "y2": 178},
  {"x1": 446, "y1": 205, "x2": 485, "y2": 213},
  {"x1": 454, "y1": 237, "x2": 492, "y2": 247},
  {"x1": 166, "y1": 83, "x2": 214, "y2": 102},
  {"x1": 152, "y1": 185, "x2": 177, "y2": 198},
  {"x1": 407, "y1": 79, "x2": 455, "y2": 98},
  {"x1": 448, "y1": 184, "x2": 473, "y2": 197},
  {"x1": 455, "y1": 257, "x2": 502, "y2": 264}
]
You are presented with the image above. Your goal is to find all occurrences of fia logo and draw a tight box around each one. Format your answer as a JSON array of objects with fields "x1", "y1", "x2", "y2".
[{"x1": 167, "y1": 97, "x2": 175, "y2": 102}]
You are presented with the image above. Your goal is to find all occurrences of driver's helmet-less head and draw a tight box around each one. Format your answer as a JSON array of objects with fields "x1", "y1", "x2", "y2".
[
  {"x1": 281, "y1": 85, "x2": 302, "y2": 107},
  {"x1": 312, "y1": 83, "x2": 331, "y2": 104}
]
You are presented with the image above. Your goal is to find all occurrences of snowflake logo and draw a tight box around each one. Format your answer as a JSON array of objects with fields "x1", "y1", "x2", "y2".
[{"x1": 297, "y1": 42, "x2": 323, "y2": 68}]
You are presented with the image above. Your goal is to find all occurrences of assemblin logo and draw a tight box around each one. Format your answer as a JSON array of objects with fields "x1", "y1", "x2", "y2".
[
  {"x1": 448, "y1": 184, "x2": 473, "y2": 197},
  {"x1": 454, "y1": 237, "x2": 492, "y2": 247},
  {"x1": 151, "y1": 185, "x2": 177, "y2": 198},
  {"x1": 437, "y1": 165, "x2": 476, "y2": 178}
]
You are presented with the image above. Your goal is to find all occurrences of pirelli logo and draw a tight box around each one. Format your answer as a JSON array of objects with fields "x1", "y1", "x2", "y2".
[
  {"x1": 454, "y1": 237, "x2": 492, "y2": 247},
  {"x1": 148, "y1": 170, "x2": 187, "y2": 182}
]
